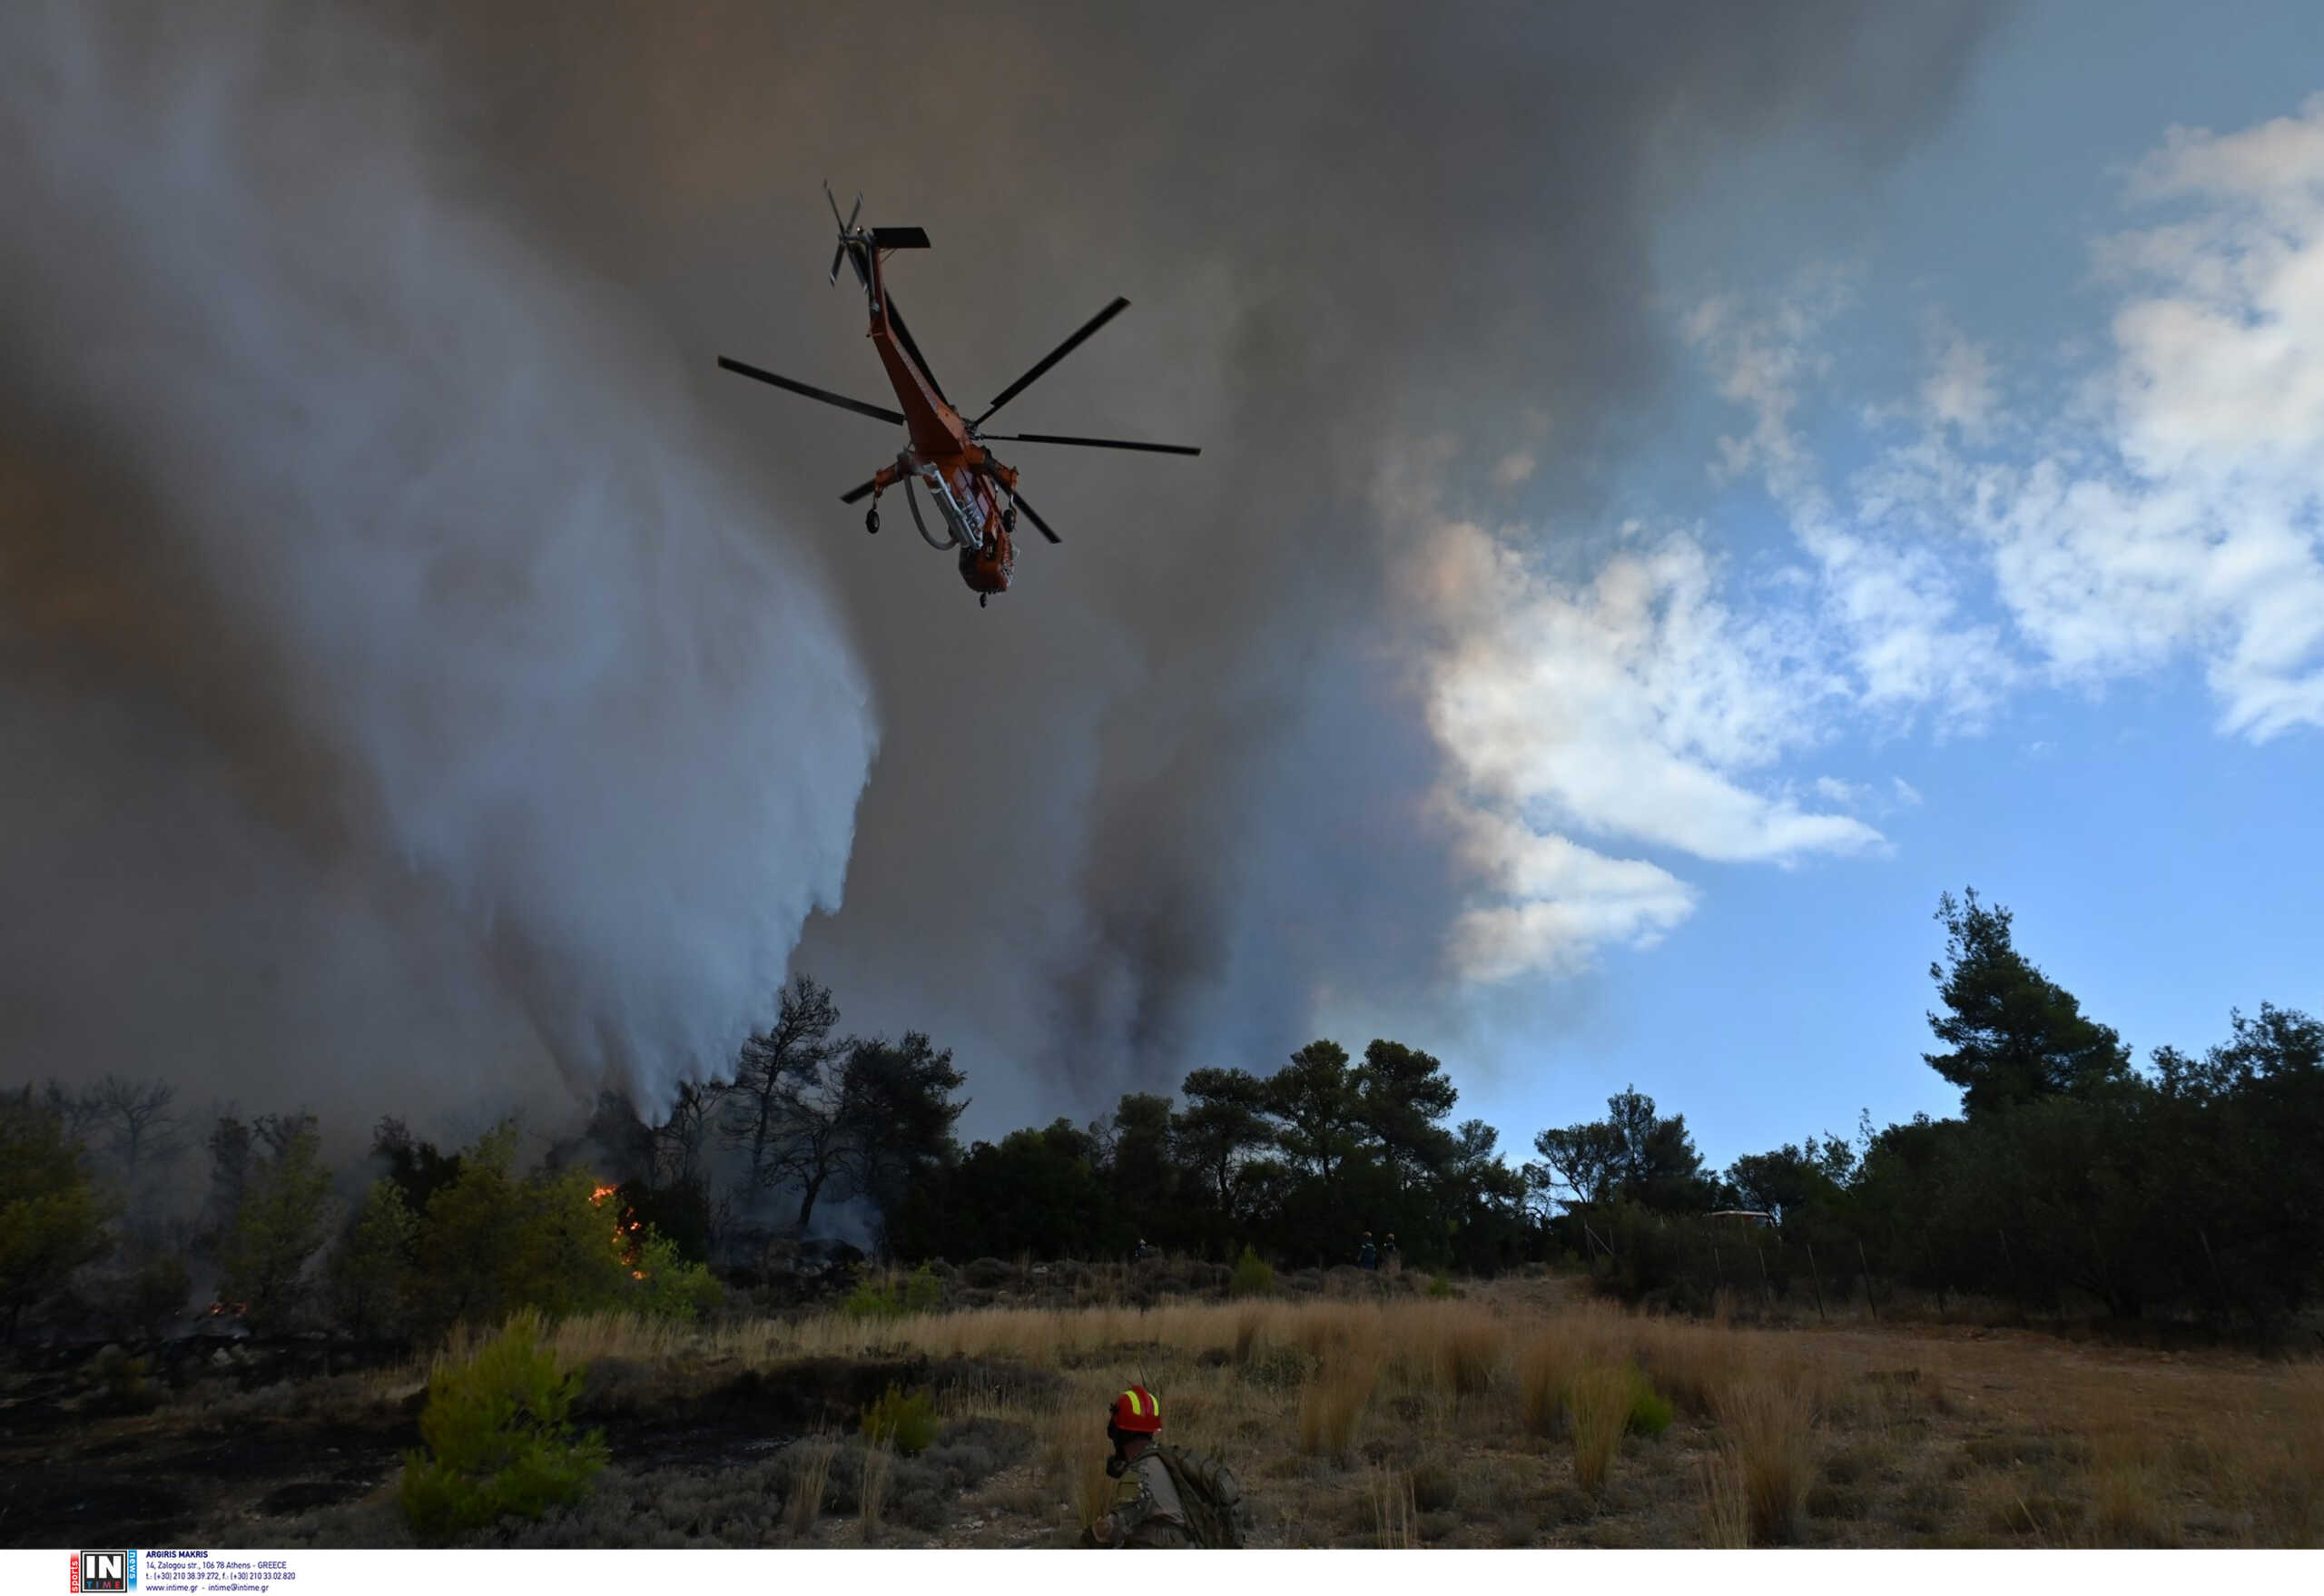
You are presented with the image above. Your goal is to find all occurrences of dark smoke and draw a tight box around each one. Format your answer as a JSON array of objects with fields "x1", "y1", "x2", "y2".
[
  {"x1": 2, "y1": 1, "x2": 2000, "y2": 1137},
  {"x1": 1, "y1": 2, "x2": 876, "y2": 1129}
]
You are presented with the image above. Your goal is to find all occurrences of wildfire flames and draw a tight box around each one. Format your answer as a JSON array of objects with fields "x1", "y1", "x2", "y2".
[{"x1": 590, "y1": 1179, "x2": 651, "y2": 1282}]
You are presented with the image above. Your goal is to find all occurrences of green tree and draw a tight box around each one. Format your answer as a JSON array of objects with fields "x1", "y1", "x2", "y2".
[
  {"x1": 1528, "y1": 1118, "x2": 1622, "y2": 1210},
  {"x1": 329, "y1": 1177, "x2": 419, "y2": 1339},
  {"x1": 1531, "y1": 1088, "x2": 1715, "y2": 1214},
  {"x1": 724, "y1": 975, "x2": 841, "y2": 1193},
  {"x1": 217, "y1": 1116, "x2": 337, "y2": 1331},
  {"x1": 1110, "y1": 1092, "x2": 1177, "y2": 1243},
  {"x1": 834, "y1": 1030, "x2": 967, "y2": 1223},
  {"x1": 1267, "y1": 1040, "x2": 1361, "y2": 1191},
  {"x1": 1354, "y1": 1039, "x2": 1459, "y2": 1188},
  {"x1": 1173, "y1": 1068, "x2": 1272, "y2": 1215},
  {"x1": 0, "y1": 1089, "x2": 113, "y2": 1342},
  {"x1": 1725, "y1": 1133, "x2": 1856, "y2": 1222},
  {"x1": 1925, "y1": 888, "x2": 2132, "y2": 1117}
]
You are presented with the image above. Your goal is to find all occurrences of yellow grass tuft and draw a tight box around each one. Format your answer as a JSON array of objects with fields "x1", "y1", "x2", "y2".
[
  {"x1": 1699, "y1": 1453, "x2": 1751, "y2": 1547},
  {"x1": 1716, "y1": 1378, "x2": 1820, "y2": 1545},
  {"x1": 1434, "y1": 1314, "x2": 1505, "y2": 1397},
  {"x1": 786, "y1": 1435, "x2": 834, "y2": 1538},
  {"x1": 1046, "y1": 1404, "x2": 1116, "y2": 1534},
  {"x1": 1567, "y1": 1360, "x2": 1631, "y2": 1496},
  {"x1": 2086, "y1": 1428, "x2": 2172, "y2": 1547},
  {"x1": 1370, "y1": 1464, "x2": 1419, "y2": 1547},
  {"x1": 858, "y1": 1439, "x2": 892, "y2": 1543},
  {"x1": 1299, "y1": 1353, "x2": 1379, "y2": 1461},
  {"x1": 1518, "y1": 1331, "x2": 1581, "y2": 1437}
]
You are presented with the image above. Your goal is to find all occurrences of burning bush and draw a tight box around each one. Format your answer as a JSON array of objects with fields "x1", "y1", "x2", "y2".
[
  {"x1": 400, "y1": 1309, "x2": 608, "y2": 1539},
  {"x1": 385, "y1": 1125, "x2": 722, "y2": 1337}
]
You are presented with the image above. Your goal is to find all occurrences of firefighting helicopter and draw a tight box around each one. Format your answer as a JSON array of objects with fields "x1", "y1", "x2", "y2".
[{"x1": 717, "y1": 186, "x2": 1200, "y2": 606}]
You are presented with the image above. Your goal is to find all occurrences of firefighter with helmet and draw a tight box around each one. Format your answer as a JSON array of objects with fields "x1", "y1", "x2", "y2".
[{"x1": 1090, "y1": 1385, "x2": 1190, "y2": 1548}]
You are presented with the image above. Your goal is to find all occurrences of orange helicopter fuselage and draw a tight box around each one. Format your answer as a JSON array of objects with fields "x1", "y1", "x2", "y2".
[{"x1": 860, "y1": 251, "x2": 1018, "y2": 594}]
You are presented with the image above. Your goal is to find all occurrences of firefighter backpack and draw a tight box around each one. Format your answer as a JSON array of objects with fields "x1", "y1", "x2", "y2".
[{"x1": 1156, "y1": 1444, "x2": 1246, "y2": 1549}]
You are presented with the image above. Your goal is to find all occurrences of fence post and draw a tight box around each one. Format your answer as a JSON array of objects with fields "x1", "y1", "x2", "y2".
[{"x1": 1805, "y1": 1238, "x2": 1828, "y2": 1324}]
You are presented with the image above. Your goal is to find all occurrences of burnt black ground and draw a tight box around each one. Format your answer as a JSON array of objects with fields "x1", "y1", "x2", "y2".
[{"x1": 0, "y1": 1342, "x2": 1053, "y2": 1548}]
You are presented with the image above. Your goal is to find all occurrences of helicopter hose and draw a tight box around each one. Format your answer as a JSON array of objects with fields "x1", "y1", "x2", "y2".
[{"x1": 905, "y1": 474, "x2": 958, "y2": 551}]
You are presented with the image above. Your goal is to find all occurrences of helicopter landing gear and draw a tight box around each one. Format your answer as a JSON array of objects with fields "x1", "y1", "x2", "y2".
[
  {"x1": 865, "y1": 507, "x2": 880, "y2": 535},
  {"x1": 978, "y1": 594, "x2": 988, "y2": 608},
  {"x1": 1002, "y1": 505, "x2": 1018, "y2": 533}
]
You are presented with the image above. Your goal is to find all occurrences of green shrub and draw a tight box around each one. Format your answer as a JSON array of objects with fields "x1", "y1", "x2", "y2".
[
  {"x1": 1625, "y1": 1366, "x2": 1674, "y2": 1437},
  {"x1": 1229, "y1": 1246, "x2": 1275, "y2": 1298},
  {"x1": 1, "y1": 1090, "x2": 114, "y2": 1341},
  {"x1": 860, "y1": 1383, "x2": 940, "y2": 1457},
  {"x1": 631, "y1": 1232, "x2": 724, "y2": 1322},
  {"x1": 399, "y1": 1310, "x2": 608, "y2": 1539},
  {"x1": 1426, "y1": 1272, "x2": 1457, "y2": 1298},
  {"x1": 902, "y1": 1264, "x2": 943, "y2": 1314},
  {"x1": 844, "y1": 1264, "x2": 943, "y2": 1321}
]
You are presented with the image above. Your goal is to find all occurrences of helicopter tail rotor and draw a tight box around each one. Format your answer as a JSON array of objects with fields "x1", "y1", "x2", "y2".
[{"x1": 824, "y1": 182, "x2": 865, "y2": 287}]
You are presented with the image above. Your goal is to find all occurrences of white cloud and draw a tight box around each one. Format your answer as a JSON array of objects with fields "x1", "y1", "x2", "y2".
[
  {"x1": 1394, "y1": 98, "x2": 2324, "y2": 990},
  {"x1": 1492, "y1": 449, "x2": 1537, "y2": 488},
  {"x1": 1686, "y1": 99, "x2": 2324, "y2": 744},
  {"x1": 1914, "y1": 98, "x2": 2324, "y2": 740},
  {"x1": 1400, "y1": 514, "x2": 1882, "y2": 984},
  {"x1": 1919, "y1": 316, "x2": 1998, "y2": 441},
  {"x1": 1684, "y1": 279, "x2": 2016, "y2": 725},
  {"x1": 1433, "y1": 802, "x2": 1697, "y2": 983}
]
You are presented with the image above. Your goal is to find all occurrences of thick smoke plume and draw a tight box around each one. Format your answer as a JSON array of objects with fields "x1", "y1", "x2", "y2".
[
  {"x1": 1, "y1": 4, "x2": 876, "y2": 1125},
  {"x1": 3, "y1": 1, "x2": 2000, "y2": 1138}
]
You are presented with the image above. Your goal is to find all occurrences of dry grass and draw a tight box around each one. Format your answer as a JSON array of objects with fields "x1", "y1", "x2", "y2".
[
  {"x1": 1298, "y1": 1352, "x2": 1378, "y2": 1460},
  {"x1": 1435, "y1": 1315, "x2": 1505, "y2": 1397},
  {"x1": 363, "y1": 1276, "x2": 2324, "y2": 1550},
  {"x1": 1517, "y1": 1331, "x2": 1581, "y2": 1437},
  {"x1": 1566, "y1": 1361, "x2": 1634, "y2": 1495},
  {"x1": 1715, "y1": 1378, "x2": 1820, "y2": 1545},
  {"x1": 785, "y1": 1436, "x2": 834, "y2": 1537},
  {"x1": 1045, "y1": 1404, "x2": 1114, "y2": 1534},
  {"x1": 2085, "y1": 1428, "x2": 2172, "y2": 1547},
  {"x1": 857, "y1": 1439, "x2": 892, "y2": 1543},
  {"x1": 1369, "y1": 1464, "x2": 1418, "y2": 1548},
  {"x1": 1699, "y1": 1453, "x2": 1751, "y2": 1547}
]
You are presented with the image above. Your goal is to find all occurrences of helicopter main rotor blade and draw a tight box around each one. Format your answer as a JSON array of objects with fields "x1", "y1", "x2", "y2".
[
  {"x1": 1011, "y1": 491, "x2": 1062, "y2": 545},
  {"x1": 839, "y1": 478, "x2": 880, "y2": 505},
  {"x1": 979, "y1": 431, "x2": 1201, "y2": 456},
  {"x1": 716, "y1": 357, "x2": 904, "y2": 425},
  {"x1": 972, "y1": 297, "x2": 1130, "y2": 427}
]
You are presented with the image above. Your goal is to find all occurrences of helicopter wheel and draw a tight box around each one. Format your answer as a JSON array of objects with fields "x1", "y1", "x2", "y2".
[
  {"x1": 1002, "y1": 506, "x2": 1018, "y2": 533},
  {"x1": 979, "y1": 594, "x2": 988, "y2": 608},
  {"x1": 865, "y1": 507, "x2": 880, "y2": 535}
]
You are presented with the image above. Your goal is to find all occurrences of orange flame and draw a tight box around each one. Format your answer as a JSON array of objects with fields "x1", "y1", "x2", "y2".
[{"x1": 589, "y1": 1179, "x2": 653, "y2": 1282}]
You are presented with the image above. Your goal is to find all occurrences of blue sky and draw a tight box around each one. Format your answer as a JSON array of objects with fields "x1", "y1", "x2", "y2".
[{"x1": 1380, "y1": 3, "x2": 2324, "y2": 1173}]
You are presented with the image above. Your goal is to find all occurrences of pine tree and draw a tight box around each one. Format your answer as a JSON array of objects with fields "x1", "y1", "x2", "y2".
[{"x1": 1925, "y1": 889, "x2": 2132, "y2": 1118}]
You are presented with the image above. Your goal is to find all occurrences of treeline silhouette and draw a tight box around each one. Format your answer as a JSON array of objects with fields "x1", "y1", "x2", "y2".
[{"x1": 3, "y1": 888, "x2": 2317, "y2": 1344}]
